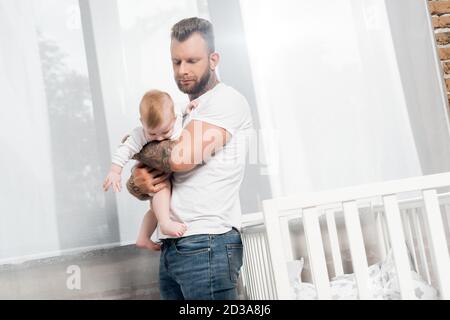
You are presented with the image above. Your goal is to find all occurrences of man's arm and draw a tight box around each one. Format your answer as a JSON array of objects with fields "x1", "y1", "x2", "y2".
[
  {"x1": 133, "y1": 140, "x2": 175, "y2": 173},
  {"x1": 133, "y1": 120, "x2": 231, "y2": 173}
]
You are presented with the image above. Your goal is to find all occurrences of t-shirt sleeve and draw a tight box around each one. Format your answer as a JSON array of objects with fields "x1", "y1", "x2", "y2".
[
  {"x1": 111, "y1": 127, "x2": 149, "y2": 167},
  {"x1": 188, "y1": 91, "x2": 248, "y2": 136}
]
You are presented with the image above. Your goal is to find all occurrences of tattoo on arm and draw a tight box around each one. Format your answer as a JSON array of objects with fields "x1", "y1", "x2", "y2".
[{"x1": 132, "y1": 140, "x2": 175, "y2": 173}]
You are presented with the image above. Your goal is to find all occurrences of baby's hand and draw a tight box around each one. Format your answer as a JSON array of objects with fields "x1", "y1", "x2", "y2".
[
  {"x1": 103, "y1": 171, "x2": 122, "y2": 193},
  {"x1": 184, "y1": 99, "x2": 199, "y2": 115}
]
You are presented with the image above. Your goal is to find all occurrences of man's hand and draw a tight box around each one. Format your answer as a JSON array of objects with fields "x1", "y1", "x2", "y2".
[{"x1": 127, "y1": 162, "x2": 171, "y2": 199}]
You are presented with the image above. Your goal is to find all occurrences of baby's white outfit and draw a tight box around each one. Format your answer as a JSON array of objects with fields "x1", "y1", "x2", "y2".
[{"x1": 111, "y1": 105, "x2": 184, "y2": 168}]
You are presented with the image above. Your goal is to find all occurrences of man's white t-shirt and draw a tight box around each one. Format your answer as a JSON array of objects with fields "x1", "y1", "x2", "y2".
[{"x1": 156, "y1": 82, "x2": 253, "y2": 239}]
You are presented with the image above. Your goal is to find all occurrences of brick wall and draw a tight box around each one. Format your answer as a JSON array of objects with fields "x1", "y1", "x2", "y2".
[{"x1": 429, "y1": 0, "x2": 450, "y2": 105}]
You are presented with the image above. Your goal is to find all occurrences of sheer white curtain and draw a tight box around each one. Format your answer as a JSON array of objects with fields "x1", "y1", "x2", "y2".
[
  {"x1": 0, "y1": 0, "x2": 59, "y2": 260},
  {"x1": 0, "y1": 0, "x2": 117, "y2": 261},
  {"x1": 0, "y1": 0, "x2": 212, "y2": 262},
  {"x1": 240, "y1": 0, "x2": 423, "y2": 197}
]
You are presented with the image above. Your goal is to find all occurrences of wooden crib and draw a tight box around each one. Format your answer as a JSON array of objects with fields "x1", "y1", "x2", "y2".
[{"x1": 239, "y1": 172, "x2": 450, "y2": 300}]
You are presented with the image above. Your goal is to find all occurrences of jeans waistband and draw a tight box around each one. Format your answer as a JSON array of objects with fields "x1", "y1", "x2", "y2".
[{"x1": 160, "y1": 227, "x2": 240, "y2": 247}]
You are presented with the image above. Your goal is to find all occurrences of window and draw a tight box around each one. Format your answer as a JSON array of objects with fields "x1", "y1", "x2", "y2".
[{"x1": 0, "y1": 0, "x2": 211, "y2": 261}]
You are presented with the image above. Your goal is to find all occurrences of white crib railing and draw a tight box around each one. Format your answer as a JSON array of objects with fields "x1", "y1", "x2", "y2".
[{"x1": 240, "y1": 172, "x2": 450, "y2": 300}]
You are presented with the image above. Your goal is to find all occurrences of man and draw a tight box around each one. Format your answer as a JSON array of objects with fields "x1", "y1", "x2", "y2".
[{"x1": 127, "y1": 17, "x2": 253, "y2": 300}]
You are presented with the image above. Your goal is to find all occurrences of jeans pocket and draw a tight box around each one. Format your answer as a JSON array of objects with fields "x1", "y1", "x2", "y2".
[
  {"x1": 226, "y1": 244, "x2": 243, "y2": 283},
  {"x1": 175, "y1": 237, "x2": 210, "y2": 256}
]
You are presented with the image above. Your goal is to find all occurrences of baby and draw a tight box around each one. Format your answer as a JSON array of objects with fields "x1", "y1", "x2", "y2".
[{"x1": 103, "y1": 89, "x2": 197, "y2": 249}]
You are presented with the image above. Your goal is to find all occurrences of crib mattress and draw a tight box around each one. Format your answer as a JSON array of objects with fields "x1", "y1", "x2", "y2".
[{"x1": 289, "y1": 251, "x2": 438, "y2": 300}]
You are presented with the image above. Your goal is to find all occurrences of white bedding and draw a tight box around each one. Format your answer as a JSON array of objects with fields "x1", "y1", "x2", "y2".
[{"x1": 288, "y1": 251, "x2": 438, "y2": 300}]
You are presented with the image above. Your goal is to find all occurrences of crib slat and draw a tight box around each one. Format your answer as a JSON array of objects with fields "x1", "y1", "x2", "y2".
[
  {"x1": 263, "y1": 200, "x2": 293, "y2": 299},
  {"x1": 381, "y1": 211, "x2": 391, "y2": 252},
  {"x1": 279, "y1": 216, "x2": 294, "y2": 261},
  {"x1": 325, "y1": 209, "x2": 344, "y2": 277},
  {"x1": 383, "y1": 195, "x2": 416, "y2": 299},
  {"x1": 443, "y1": 204, "x2": 450, "y2": 239},
  {"x1": 375, "y1": 211, "x2": 387, "y2": 260},
  {"x1": 410, "y1": 208, "x2": 432, "y2": 284},
  {"x1": 303, "y1": 207, "x2": 332, "y2": 299},
  {"x1": 342, "y1": 201, "x2": 372, "y2": 299},
  {"x1": 258, "y1": 232, "x2": 274, "y2": 299},
  {"x1": 422, "y1": 189, "x2": 450, "y2": 299},
  {"x1": 402, "y1": 210, "x2": 419, "y2": 274}
]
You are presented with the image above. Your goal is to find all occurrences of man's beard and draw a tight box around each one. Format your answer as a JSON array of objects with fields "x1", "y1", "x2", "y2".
[{"x1": 176, "y1": 69, "x2": 211, "y2": 95}]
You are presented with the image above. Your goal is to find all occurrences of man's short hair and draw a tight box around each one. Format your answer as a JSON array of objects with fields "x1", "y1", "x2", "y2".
[{"x1": 171, "y1": 17, "x2": 215, "y2": 53}]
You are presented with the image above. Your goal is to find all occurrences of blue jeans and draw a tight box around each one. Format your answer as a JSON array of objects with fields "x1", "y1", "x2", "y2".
[{"x1": 159, "y1": 228, "x2": 243, "y2": 300}]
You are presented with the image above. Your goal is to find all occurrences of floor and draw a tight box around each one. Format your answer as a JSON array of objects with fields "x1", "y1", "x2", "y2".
[{"x1": 0, "y1": 245, "x2": 161, "y2": 300}]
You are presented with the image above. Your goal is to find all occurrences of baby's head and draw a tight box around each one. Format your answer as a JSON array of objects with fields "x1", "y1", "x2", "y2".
[{"x1": 139, "y1": 90, "x2": 176, "y2": 141}]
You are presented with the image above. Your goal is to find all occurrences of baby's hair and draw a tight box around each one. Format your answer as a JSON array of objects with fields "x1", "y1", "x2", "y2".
[{"x1": 139, "y1": 90, "x2": 174, "y2": 128}]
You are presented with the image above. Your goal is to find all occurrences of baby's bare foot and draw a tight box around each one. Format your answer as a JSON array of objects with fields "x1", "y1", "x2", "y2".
[{"x1": 160, "y1": 221, "x2": 187, "y2": 237}]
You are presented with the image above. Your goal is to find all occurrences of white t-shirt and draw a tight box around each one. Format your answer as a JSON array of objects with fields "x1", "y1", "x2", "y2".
[{"x1": 156, "y1": 82, "x2": 253, "y2": 239}]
